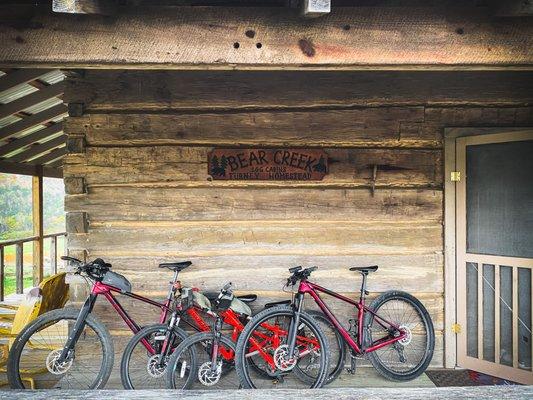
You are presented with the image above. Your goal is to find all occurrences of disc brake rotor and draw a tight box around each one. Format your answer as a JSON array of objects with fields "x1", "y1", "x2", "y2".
[
  {"x1": 46, "y1": 349, "x2": 74, "y2": 375},
  {"x1": 273, "y1": 344, "x2": 298, "y2": 371},
  {"x1": 398, "y1": 324, "x2": 412, "y2": 346},
  {"x1": 147, "y1": 354, "x2": 168, "y2": 378},
  {"x1": 197, "y1": 361, "x2": 222, "y2": 386}
]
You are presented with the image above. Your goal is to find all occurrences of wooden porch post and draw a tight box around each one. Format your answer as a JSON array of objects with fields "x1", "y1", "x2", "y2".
[{"x1": 32, "y1": 167, "x2": 44, "y2": 285}]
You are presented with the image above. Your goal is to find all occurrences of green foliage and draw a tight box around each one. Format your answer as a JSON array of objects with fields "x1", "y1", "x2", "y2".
[{"x1": 0, "y1": 173, "x2": 65, "y2": 241}]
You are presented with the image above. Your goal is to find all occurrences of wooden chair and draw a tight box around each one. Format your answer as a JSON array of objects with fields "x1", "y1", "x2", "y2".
[{"x1": 0, "y1": 273, "x2": 69, "y2": 388}]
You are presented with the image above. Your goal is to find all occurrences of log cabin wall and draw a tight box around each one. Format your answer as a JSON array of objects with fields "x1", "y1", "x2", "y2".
[{"x1": 62, "y1": 70, "x2": 533, "y2": 367}]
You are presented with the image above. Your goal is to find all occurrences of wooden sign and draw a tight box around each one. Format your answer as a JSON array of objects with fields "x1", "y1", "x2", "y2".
[{"x1": 208, "y1": 149, "x2": 328, "y2": 181}]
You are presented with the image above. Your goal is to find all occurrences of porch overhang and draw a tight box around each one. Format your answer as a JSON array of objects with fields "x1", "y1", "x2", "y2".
[
  {"x1": 0, "y1": 5, "x2": 532, "y2": 71},
  {"x1": 0, "y1": 69, "x2": 65, "y2": 179}
]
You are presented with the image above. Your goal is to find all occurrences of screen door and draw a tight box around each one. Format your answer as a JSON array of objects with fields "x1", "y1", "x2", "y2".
[{"x1": 456, "y1": 131, "x2": 533, "y2": 384}]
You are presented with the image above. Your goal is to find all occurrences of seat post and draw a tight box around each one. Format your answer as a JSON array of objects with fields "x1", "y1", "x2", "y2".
[{"x1": 359, "y1": 272, "x2": 368, "y2": 303}]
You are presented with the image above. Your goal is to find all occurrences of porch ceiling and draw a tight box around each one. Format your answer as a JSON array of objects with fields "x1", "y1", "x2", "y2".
[{"x1": 0, "y1": 68, "x2": 66, "y2": 178}]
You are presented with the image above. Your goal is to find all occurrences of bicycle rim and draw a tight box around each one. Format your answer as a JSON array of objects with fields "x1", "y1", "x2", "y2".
[
  {"x1": 236, "y1": 306, "x2": 329, "y2": 389},
  {"x1": 9, "y1": 309, "x2": 112, "y2": 389}
]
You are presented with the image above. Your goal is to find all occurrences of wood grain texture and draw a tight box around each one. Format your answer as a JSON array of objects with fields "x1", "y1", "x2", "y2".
[
  {"x1": 65, "y1": 188, "x2": 442, "y2": 222},
  {"x1": 65, "y1": 107, "x2": 431, "y2": 147},
  {"x1": 2, "y1": 6, "x2": 533, "y2": 69},
  {"x1": 64, "y1": 71, "x2": 533, "y2": 110},
  {"x1": 62, "y1": 146, "x2": 442, "y2": 187},
  {"x1": 7, "y1": 386, "x2": 533, "y2": 399},
  {"x1": 67, "y1": 221, "x2": 443, "y2": 257},
  {"x1": 76, "y1": 253, "x2": 444, "y2": 294}
]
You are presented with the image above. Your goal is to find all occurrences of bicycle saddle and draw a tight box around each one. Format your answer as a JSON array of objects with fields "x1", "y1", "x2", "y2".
[
  {"x1": 264, "y1": 299, "x2": 291, "y2": 308},
  {"x1": 204, "y1": 292, "x2": 258, "y2": 303},
  {"x1": 349, "y1": 265, "x2": 378, "y2": 273},
  {"x1": 158, "y1": 261, "x2": 192, "y2": 271}
]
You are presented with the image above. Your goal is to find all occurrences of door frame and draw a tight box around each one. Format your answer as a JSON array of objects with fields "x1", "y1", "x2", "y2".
[{"x1": 443, "y1": 127, "x2": 533, "y2": 369}]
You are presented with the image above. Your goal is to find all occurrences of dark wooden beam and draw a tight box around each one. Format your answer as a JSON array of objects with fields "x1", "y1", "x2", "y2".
[
  {"x1": 0, "y1": 159, "x2": 62, "y2": 178},
  {"x1": 0, "y1": 82, "x2": 64, "y2": 119},
  {"x1": 6, "y1": 134, "x2": 65, "y2": 162},
  {"x1": 0, "y1": 104, "x2": 66, "y2": 141},
  {"x1": 0, "y1": 123, "x2": 63, "y2": 157},
  {"x1": 0, "y1": 68, "x2": 53, "y2": 92},
  {"x1": 0, "y1": 6, "x2": 532, "y2": 70},
  {"x1": 29, "y1": 146, "x2": 66, "y2": 165},
  {"x1": 492, "y1": 0, "x2": 533, "y2": 16}
]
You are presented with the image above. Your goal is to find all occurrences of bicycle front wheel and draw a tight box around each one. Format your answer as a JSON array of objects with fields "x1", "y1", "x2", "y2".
[
  {"x1": 120, "y1": 323, "x2": 188, "y2": 389},
  {"x1": 7, "y1": 307, "x2": 114, "y2": 389},
  {"x1": 166, "y1": 332, "x2": 238, "y2": 390},
  {"x1": 235, "y1": 305, "x2": 329, "y2": 389},
  {"x1": 364, "y1": 290, "x2": 435, "y2": 381}
]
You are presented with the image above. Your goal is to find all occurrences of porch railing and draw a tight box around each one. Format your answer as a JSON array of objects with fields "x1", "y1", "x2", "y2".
[{"x1": 0, "y1": 232, "x2": 67, "y2": 301}]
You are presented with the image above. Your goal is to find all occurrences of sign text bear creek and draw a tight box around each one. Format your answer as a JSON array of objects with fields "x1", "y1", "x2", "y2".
[{"x1": 208, "y1": 149, "x2": 328, "y2": 180}]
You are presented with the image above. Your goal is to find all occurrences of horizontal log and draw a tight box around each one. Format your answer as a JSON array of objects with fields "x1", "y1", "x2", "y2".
[
  {"x1": 62, "y1": 146, "x2": 442, "y2": 187},
  {"x1": 2, "y1": 6, "x2": 533, "y2": 69},
  {"x1": 81, "y1": 253, "x2": 444, "y2": 294},
  {"x1": 65, "y1": 107, "x2": 432, "y2": 147},
  {"x1": 68, "y1": 221, "x2": 443, "y2": 257},
  {"x1": 64, "y1": 71, "x2": 533, "y2": 110},
  {"x1": 9, "y1": 386, "x2": 533, "y2": 399},
  {"x1": 65, "y1": 188, "x2": 442, "y2": 223}
]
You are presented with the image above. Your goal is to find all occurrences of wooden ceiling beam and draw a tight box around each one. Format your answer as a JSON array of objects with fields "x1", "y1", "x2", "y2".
[
  {"x1": 27, "y1": 146, "x2": 66, "y2": 165},
  {"x1": 0, "y1": 6, "x2": 532, "y2": 70},
  {"x1": 6, "y1": 134, "x2": 66, "y2": 163},
  {"x1": 0, "y1": 68, "x2": 53, "y2": 92},
  {"x1": 0, "y1": 159, "x2": 62, "y2": 178},
  {"x1": 0, "y1": 104, "x2": 66, "y2": 141},
  {"x1": 0, "y1": 82, "x2": 64, "y2": 119},
  {"x1": 0, "y1": 123, "x2": 63, "y2": 157}
]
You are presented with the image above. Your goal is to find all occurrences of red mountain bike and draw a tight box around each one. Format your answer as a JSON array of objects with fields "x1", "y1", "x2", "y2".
[
  {"x1": 165, "y1": 282, "x2": 330, "y2": 390},
  {"x1": 235, "y1": 266, "x2": 435, "y2": 388}
]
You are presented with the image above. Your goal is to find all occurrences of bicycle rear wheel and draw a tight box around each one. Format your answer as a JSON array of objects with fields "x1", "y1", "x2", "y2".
[
  {"x1": 364, "y1": 290, "x2": 435, "y2": 381},
  {"x1": 120, "y1": 324, "x2": 188, "y2": 389},
  {"x1": 166, "y1": 332, "x2": 238, "y2": 390},
  {"x1": 235, "y1": 305, "x2": 329, "y2": 389},
  {"x1": 7, "y1": 308, "x2": 114, "y2": 389}
]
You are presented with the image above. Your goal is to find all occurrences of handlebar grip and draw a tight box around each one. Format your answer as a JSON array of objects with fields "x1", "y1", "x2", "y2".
[
  {"x1": 289, "y1": 266, "x2": 302, "y2": 273},
  {"x1": 222, "y1": 282, "x2": 232, "y2": 291},
  {"x1": 308, "y1": 266, "x2": 318, "y2": 272},
  {"x1": 61, "y1": 256, "x2": 82, "y2": 263}
]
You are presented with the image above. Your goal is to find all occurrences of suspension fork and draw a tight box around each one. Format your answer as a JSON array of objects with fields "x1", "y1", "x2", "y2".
[
  {"x1": 57, "y1": 293, "x2": 98, "y2": 363},
  {"x1": 156, "y1": 310, "x2": 181, "y2": 366},
  {"x1": 210, "y1": 316, "x2": 223, "y2": 373},
  {"x1": 287, "y1": 293, "x2": 304, "y2": 358}
]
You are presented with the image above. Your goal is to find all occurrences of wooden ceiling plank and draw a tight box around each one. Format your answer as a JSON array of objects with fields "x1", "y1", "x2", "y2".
[
  {"x1": 0, "y1": 123, "x2": 63, "y2": 157},
  {"x1": 6, "y1": 134, "x2": 66, "y2": 163},
  {"x1": 46, "y1": 157, "x2": 64, "y2": 168},
  {"x1": 28, "y1": 146, "x2": 66, "y2": 165},
  {"x1": 0, "y1": 82, "x2": 64, "y2": 119},
  {"x1": 0, "y1": 68, "x2": 53, "y2": 92},
  {"x1": 0, "y1": 104, "x2": 66, "y2": 141},
  {"x1": 0, "y1": 7, "x2": 532, "y2": 70}
]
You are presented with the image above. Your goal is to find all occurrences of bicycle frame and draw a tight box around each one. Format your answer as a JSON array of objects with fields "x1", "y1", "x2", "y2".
[{"x1": 298, "y1": 280, "x2": 406, "y2": 355}]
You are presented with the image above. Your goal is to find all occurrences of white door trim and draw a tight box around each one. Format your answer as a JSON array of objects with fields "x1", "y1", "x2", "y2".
[{"x1": 443, "y1": 127, "x2": 533, "y2": 369}]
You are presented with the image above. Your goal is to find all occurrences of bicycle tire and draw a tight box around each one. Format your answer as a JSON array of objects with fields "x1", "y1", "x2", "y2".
[
  {"x1": 166, "y1": 332, "x2": 235, "y2": 389},
  {"x1": 364, "y1": 290, "x2": 435, "y2": 381},
  {"x1": 296, "y1": 310, "x2": 346, "y2": 385},
  {"x1": 234, "y1": 305, "x2": 330, "y2": 389},
  {"x1": 120, "y1": 323, "x2": 189, "y2": 389},
  {"x1": 7, "y1": 307, "x2": 114, "y2": 389}
]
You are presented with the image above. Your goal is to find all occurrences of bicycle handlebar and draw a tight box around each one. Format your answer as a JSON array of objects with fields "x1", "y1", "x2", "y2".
[
  {"x1": 62, "y1": 256, "x2": 111, "y2": 281},
  {"x1": 286, "y1": 266, "x2": 318, "y2": 286}
]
